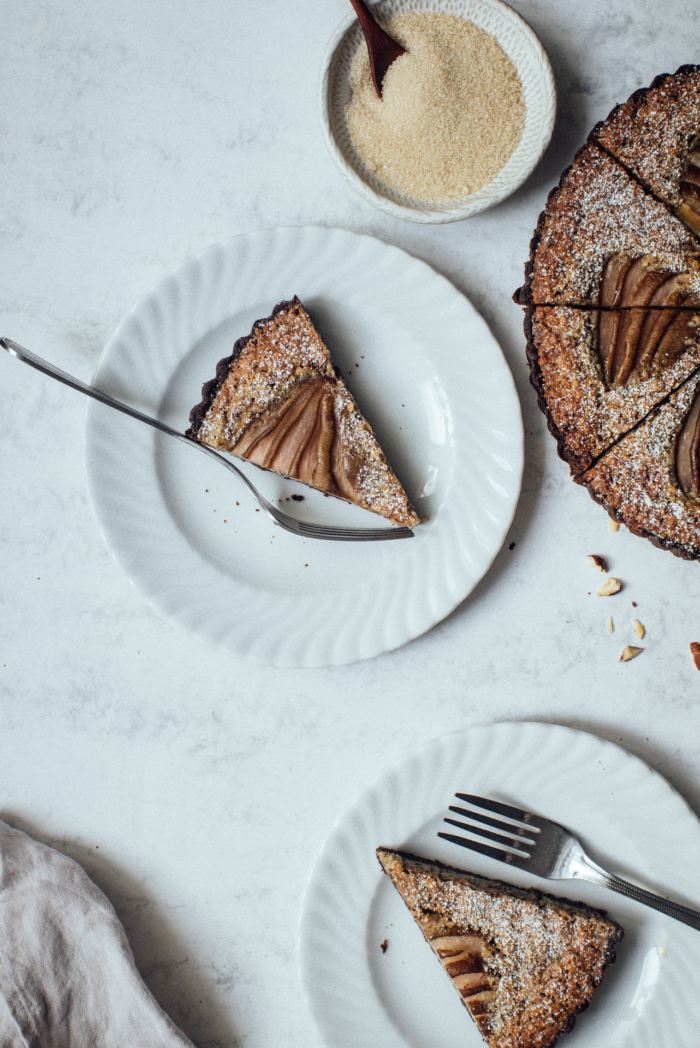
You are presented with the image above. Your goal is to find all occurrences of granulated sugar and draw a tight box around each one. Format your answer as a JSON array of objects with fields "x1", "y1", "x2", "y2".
[{"x1": 345, "y1": 12, "x2": 525, "y2": 203}]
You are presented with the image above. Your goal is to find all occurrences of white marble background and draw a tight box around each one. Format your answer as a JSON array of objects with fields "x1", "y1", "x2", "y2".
[{"x1": 3, "y1": 1, "x2": 700, "y2": 1045}]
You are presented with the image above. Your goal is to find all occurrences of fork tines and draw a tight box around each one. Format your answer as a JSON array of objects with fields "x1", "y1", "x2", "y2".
[{"x1": 437, "y1": 793, "x2": 540, "y2": 868}]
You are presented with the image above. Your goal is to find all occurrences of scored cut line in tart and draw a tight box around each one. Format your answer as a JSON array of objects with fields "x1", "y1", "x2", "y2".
[
  {"x1": 579, "y1": 369, "x2": 700, "y2": 560},
  {"x1": 525, "y1": 305, "x2": 700, "y2": 474}
]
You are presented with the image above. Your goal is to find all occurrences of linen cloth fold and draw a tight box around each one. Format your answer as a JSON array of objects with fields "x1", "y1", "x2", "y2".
[{"x1": 0, "y1": 819, "x2": 195, "y2": 1047}]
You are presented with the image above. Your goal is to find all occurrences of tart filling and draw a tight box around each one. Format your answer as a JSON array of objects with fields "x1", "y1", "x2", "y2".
[
  {"x1": 675, "y1": 385, "x2": 700, "y2": 498},
  {"x1": 597, "y1": 253, "x2": 700, "y2": 311},
  {"x1": 590, "y1": 64, "x2": 700, "y2": 220},
  {"x1": 517, "y1": 65, "x2": 700, "y2": 559},
  {"x1": 599, "y1": 306, "x2": 700, "y2": 386},
  {"x1": 430, "y1": 933, "x2": 496, "y2": 1030},
  {"x1": 514, "y1": 143, "x2": 700, "y2": 307},
  {"x1": 678, "y1": 144, "x2": 700, "y2": 234}
]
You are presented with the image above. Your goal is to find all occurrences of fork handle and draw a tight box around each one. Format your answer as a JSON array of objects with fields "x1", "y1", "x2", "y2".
[
  {"x1": 2, "y1": 338, "x2": 198, "y2": 442},
  {"x1": 576, "y1": 855, "x2": 700, "y2": 931},
  {"x1": 0, "y1": 337, "x2": 275, "y2": 513},
  {"x1": 1, "y1": 337, "x2": 415, "y2": 541}
]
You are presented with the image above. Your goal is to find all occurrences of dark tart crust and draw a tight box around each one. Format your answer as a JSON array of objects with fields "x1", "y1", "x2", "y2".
[{"x1": 377, "y1": 848, "x2": 623, "y2": 1048}]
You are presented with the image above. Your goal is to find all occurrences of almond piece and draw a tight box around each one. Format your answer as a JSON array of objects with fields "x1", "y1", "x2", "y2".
[
  {"x1": 586, "y1": 554, "x2": 608, "y2": 572},
  {"x1": 632, "y1": 619, "x2": 645, "y2": 640},
  {"x1": 690, "y1": 642, "x2": 700, "y2": 670},
  {"x1": 609, "y1": 519, "x2": 620, "y2": 532},
  {"x1": 606, "y1": 616, "x2": 613, "y2": 634},
  {"x1": 596, "y1": 577, "x2": 622, "y2": 596},
  {"x1": 620, "y1": 645, "x2": 643, "y2": 662}
]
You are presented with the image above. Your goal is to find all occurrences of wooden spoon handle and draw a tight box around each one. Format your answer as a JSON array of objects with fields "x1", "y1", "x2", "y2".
[{"x1": 347, "y1": 0, "x2": 406, "y2": 97}]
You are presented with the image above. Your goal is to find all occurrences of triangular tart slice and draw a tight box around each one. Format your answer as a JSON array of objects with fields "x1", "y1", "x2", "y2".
[
  {"x1": 187, "y1": 297, "x2": 420, "y2": 527},
  {"x1": 376, "y1": 848, "x2": 623, "y2": 1048}
]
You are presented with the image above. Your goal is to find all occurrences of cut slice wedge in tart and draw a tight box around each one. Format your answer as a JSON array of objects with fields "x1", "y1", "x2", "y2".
[
  {"x1": 590, "y1": 64, "x2": 700, "y2": 237},
  {"x1": 579, "y1": 368, "x2": 700, "y2": 560},
  {"x1": 525, "y1": 303, "x2": 700, "y2": 474}
]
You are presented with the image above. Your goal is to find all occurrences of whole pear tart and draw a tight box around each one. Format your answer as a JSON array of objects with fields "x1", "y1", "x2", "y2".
[
  {"x1": 516, "y1": 66, "x2": 700, "y2": 559},
  {"x1": 187, "y1": 297, "x2": 420, "y2": 528},
  {"x1": 376, "y1": 848, "x2": 623, "y2": 1048}
]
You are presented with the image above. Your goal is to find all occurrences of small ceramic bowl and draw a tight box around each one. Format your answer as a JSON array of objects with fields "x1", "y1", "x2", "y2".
[{"x1": 318, "y1": 0, "x2": 556, "y2": 224}]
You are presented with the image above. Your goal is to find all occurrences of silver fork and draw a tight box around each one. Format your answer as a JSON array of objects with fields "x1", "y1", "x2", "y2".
[
  {"x1": 1, "y1": 337, "x2": 415, "y2": 542},
  {"x1": 438, "y1": 793, "x2": 700, "y2": 931}
]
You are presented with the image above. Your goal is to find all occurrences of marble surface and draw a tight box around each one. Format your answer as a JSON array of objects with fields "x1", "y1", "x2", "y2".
[{"x1": 3, "y1": 1, "x2": 700, "y2": 1046}]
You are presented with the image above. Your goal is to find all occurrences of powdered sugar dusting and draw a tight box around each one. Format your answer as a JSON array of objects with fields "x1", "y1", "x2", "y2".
[
  {"x1": 531, "y1": 306, "x2": 700, "y2": 472},
  {"x1": 593, "y1": 67, "x2": 700, "y2": 207},
  {"x1": 199, "y1": 300, "x2": 333, "y2": 443}
]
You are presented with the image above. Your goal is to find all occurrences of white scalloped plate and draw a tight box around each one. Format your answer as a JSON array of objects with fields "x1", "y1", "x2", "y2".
[
  {"x1": 299, "y1": 722, "x2": 700, "y2": 1047},
  {"x1": 319, "y1": 0, "x2": 556, "y2": 223},
  {"x1": 84, "y1": 227, "x2": 522, "y2": 666}
]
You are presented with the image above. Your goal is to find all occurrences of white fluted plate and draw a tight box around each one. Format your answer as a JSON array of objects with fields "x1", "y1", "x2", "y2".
[
  {"x1": 299, "y1": 721, "x2": 700, "y2": 1047},
  {"x1": 85, "y1": 227, "x2": 522, "y2": 666}
]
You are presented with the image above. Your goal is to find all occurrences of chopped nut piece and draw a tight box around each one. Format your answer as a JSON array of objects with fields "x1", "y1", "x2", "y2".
[
  {"x1": 606, "y1": 616, "x2": 613, "y2": 634},
  {"x1": 596, "y1": 577, "x2": 622, "y2": 596},
  {"x1": 609, "y1": 519, "x2": 620, "y2": 532},
  {"x1": 585, "y1": 554, "x2": 608, "y2": 572},
  {"x1": 620, "y1": 645, "x2": 643, "y2": 662},
  {"x1": 632, "y1": 619, "x2": 645, "y2": 640},
  {"x1": 690, "y1": 642, "x2": 700, "y2": 670}
]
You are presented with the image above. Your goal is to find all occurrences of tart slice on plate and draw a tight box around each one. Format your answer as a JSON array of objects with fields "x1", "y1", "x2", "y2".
[
  {"x1": 187, "y1": 297, "x2": 420, "y2": 528},
  {"x1": 377, "y1": 848, "x2": 623, "y2": 1048}
]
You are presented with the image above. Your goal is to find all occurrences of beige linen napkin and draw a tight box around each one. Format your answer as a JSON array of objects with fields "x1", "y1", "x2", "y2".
[{"x1": 0, "y1": 819, "x2": 195, "y2": 1047}]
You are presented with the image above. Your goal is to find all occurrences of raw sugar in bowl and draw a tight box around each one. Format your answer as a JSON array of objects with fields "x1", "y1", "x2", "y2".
[{"x1": 319, "y1": 0, "x2": 556, "y2": 224}]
